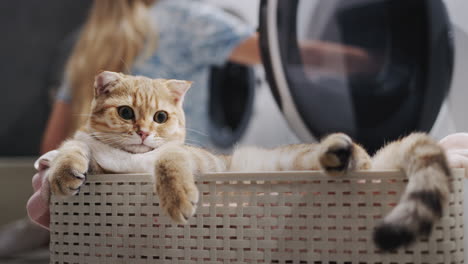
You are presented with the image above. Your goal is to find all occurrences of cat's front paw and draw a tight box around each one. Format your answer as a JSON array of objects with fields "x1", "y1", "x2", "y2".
[
  {"x1": 48, "y1": 159, "x2": 88, "y2": 197},
  {"x1": 155, "y1": 162, "x2": 199, "y2": 224},
  {"x1": 319, "y1": 133, "x2": 354, "y2": 176}
]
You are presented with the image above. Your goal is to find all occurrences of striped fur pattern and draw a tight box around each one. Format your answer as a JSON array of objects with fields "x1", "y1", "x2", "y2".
[
  {"x1": 371, "y1": 133, "x2": 451, "y2": 251},
  {"x1": 48, "y1": 72, "x2": 451, "y2": 251}
]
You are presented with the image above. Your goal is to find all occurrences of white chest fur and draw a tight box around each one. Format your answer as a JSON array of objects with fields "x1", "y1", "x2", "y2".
[{"x1": 74, "y1": 132, "x2": 163, "y2": 173}]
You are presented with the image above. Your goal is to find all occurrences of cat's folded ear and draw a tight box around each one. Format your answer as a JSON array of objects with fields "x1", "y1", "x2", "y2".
[
  {"x1": 166, "y1": 80, "x2": 193, "y2": 104},
  {"x1": 94, "y1": 71, "x2": 122, "y2": 96}
]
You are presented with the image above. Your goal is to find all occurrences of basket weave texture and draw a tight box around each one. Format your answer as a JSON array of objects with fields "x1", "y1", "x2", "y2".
[{"x1": 50, "y1": 170, "x2": 464, "y2": 264}]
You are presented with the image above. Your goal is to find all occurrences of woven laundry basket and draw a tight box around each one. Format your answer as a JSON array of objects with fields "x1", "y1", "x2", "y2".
[{"x1": 50, "y1": 170, "x2": 465, "y2": 264}]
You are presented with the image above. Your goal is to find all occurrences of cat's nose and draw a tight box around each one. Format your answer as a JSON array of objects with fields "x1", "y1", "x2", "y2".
[{"x1": 137, "y1": 130, "x2": 149, "y2": 141}]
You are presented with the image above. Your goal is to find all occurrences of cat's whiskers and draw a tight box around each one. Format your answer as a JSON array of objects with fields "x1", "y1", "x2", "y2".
[
  {"x1": 89, "y1": 136, "x2": 124, "y2": 143},
  {"x1": 89, "y1": 131, "x2": 119, "y2": 134},
  {"x1": 185, "y1": 128, "x2": 209, "y2": 137},
  {"x1": 90, "y1": 132, "x2": 171, "y2": 149},
  {"x1": 184, "y1": 139, "x2": 204, "y2": 147},
  {"x1": 96, "y1": 138, "x2": 127, "y2": 146},
  {"x1": 89, "y1": 133, "x2": 130, "y2": 146},
  {"x1": 183, "y1": 142, "x2": 200, "y2": 148},
  {"x1": 89, "y1": 132, "x2": 132, "y2": 137}
]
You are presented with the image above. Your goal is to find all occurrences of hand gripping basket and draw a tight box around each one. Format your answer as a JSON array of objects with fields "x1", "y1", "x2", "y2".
[{"x1": 50, "y1": 170, "x2": 465, "y2": 264}]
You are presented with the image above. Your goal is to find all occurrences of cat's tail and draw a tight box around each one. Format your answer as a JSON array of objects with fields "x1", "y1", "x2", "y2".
[{"x1": 371, "y1": 133, "x2": 452, "y2": 251}]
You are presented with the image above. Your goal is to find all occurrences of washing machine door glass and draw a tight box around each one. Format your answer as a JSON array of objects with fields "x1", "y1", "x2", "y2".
[{"x1": 259, "y1": 0, "x2": 453, "y2": 152}]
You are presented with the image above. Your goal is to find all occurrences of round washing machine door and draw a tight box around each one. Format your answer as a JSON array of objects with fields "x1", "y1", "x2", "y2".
[{"x1": 259, "y1": 0, "x2": 453, "y2": 153}]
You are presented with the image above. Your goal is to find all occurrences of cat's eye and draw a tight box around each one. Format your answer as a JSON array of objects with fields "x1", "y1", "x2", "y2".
[
  {"x1": 154, "y1": 111, "x2": 168, "y2": 123},
  {"x1": 117, "y1": 106, "x2": 135, "y2": 120}
]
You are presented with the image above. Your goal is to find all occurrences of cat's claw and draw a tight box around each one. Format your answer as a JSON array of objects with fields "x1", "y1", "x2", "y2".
[
  {"x1": 319, "y1": 133, "x2": 354, "y2": 176},
  {"x1": 49, "y1": 165, "x2": 87, "y2": 197},
  {"x1": 72, "y1": 171, "x2": 86, "y2": 180}
]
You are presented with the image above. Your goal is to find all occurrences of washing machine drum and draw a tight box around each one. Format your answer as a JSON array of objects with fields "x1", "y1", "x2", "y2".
[{"x1": 260, "y1": 0, "x2": 454, "y2": 153}]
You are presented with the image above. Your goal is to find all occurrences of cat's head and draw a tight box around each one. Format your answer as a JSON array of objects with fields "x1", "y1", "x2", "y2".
[{"x1": 85, "y1": 71, "x2": 191, "y2": 153}]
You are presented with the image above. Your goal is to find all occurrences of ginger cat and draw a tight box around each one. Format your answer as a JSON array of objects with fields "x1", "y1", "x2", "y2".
[{"x1": 48, "y1": 71, "x2": 451, "y2": 251}]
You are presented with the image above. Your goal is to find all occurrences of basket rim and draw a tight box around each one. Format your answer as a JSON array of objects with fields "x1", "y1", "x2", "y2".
[{"x1": 85, "y1": 168, "x2": 465, "y2": 183}]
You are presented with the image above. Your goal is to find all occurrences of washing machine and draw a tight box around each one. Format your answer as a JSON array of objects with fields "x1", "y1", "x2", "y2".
[
  {"x1": 257, "y1": 0, "x2": 468, "y2": 153},
  {"x1": 255, "y1": 0, "x2": 468, "y2": 257}
]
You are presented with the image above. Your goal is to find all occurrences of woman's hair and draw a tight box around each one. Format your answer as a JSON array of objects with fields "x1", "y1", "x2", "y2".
[{"x1": 66, "y1": 0, "x2": 157, "y2": 133}]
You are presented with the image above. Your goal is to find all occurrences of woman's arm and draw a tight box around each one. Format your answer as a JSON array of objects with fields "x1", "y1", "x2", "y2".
[
  {"x1": 40, "y1": 101, "x2": 72, "y2": 154},
  {"x1": 227, "y1": 33, "x2": 375, "y2": 74},
  {"x1": 228, "y1": 33, "x2": 262, "y2": 65}
]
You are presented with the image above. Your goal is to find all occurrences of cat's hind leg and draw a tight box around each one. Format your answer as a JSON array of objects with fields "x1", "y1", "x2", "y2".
[
  {"x1": 371, "y1": 133, "x2": 451, "y2": 251},
  {"x1": 318, "y1": 133, "x2": 371, "y2": 176}
]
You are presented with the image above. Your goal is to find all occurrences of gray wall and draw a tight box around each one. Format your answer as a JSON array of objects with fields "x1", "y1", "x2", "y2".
[{"x1": 0, "y1": 1, "x2": 91, "y2": 156}]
